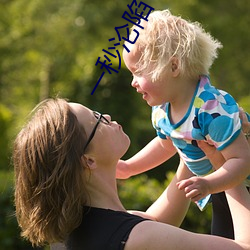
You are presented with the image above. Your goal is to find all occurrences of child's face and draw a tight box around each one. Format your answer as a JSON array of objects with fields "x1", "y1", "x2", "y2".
[{"x1": 123, "y1": 44, "x2": 172, "y2": 106}]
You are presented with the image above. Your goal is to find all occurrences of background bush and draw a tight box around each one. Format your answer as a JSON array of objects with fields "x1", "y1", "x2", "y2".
[{"x1": 0, "y1": 0, "x2": 248, "y2": 248}]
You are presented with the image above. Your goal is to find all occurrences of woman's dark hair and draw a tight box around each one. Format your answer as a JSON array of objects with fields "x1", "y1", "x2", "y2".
[{"x1": 13, "y1": 98, "x2": 88, "y2": 246}]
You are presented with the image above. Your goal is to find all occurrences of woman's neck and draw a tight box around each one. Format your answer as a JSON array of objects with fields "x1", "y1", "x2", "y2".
[{"x1": 84, "y1": 165, "x2": 126, "y2": 212}]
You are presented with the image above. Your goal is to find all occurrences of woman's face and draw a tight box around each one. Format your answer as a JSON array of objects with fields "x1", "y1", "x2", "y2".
[{"x1": 68, "y1": 103, "x2": 130, "y2": 161}]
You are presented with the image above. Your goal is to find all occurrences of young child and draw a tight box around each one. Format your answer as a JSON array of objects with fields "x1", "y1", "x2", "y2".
[{"x1": 117, "y1": 9, "x2": 250, "y2": 238}]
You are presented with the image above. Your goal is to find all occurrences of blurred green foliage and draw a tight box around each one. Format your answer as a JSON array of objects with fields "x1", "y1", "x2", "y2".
[
  {"x1": 0, "y1": 171, "x2": 41, "y2": 249},
  {"x1": 118, "y1": 172, "x2": 212, "y2": 234},
  {"x1": 0, "y1": 0, "x2": 249, "y2": 248}
]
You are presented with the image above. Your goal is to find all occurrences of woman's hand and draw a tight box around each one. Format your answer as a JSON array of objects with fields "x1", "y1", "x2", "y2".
[{"x1": 239, "y1": 107, "x2": 250, "y2": 140}]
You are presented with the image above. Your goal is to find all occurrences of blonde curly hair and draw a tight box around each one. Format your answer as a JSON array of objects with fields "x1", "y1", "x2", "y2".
[
  {"x1": 13, "y1": 98, "x2": 88, "y2": 246},
  {"x1": 129, "y1": 9, "x2": 222, "y2": 81}
]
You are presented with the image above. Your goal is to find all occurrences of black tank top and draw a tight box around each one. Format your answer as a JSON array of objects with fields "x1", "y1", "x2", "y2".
[{"x1": 66, "y1": 206, "x2": 148, "y2": 250}]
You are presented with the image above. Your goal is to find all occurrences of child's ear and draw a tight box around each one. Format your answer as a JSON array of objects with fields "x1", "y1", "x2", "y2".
[
  {"x1": 171, "y1": 57, "x2": 180, "y2": 77},
  {"x1": 171, "y1": 63, "x2": 178, "y2": 72}
]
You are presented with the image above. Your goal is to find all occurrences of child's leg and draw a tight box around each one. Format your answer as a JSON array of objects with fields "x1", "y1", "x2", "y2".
[{"x1": 211, "y1": 192, "x2": 234, "y2": 239}]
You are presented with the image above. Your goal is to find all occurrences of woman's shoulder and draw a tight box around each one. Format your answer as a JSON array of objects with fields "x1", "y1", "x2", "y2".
[
  {"x1": 125, "y1": 220, "x2": 192, "y2": 250},
  {"x1": 66, "y1": 206, "x2": 148, "y2": 250}
]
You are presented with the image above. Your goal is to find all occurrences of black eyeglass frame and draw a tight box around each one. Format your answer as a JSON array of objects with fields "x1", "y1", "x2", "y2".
[{"x1": 83, "y1": 111, "x2": 109, "y2": 151}]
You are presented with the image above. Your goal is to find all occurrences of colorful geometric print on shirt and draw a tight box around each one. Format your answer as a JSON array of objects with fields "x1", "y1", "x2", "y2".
[{"x1": 152, "y1": 75, "x2": 241, "y2": 176}]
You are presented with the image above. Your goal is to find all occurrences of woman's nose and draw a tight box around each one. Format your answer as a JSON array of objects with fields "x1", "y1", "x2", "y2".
[{"x1": 103, "y1": 114, "x2": 111, "y2": 123}]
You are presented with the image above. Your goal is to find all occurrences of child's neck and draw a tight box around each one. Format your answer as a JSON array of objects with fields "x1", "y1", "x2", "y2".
[{"x1": 169, "y1": 77, "x2": 198, "y2": 124}]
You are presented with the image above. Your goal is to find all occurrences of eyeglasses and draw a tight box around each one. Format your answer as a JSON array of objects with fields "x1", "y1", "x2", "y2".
[{"x1": 84, "y1": 111, "x2": 110, "y2": 151}]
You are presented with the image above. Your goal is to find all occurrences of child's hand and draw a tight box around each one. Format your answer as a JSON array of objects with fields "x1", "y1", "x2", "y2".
[
  {"x1": 116, "y1": 160, "x2": 131, "y2": 179},
  {"x1": 177, "y1": 176, "x2": 211, "y2": 202}
]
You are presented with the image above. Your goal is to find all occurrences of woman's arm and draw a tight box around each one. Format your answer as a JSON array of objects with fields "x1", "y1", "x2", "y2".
[
  {"x1": 144, "y1": 159, "x2": 192, "y2": 226},
  {"x1": 128, "y1": 159, "x2": 193, "y2": 226},
  {"x1": 225, "y1": 184, "x2": 250, "y2": 244},
  {"x1": 125, "y1": 183, "x2": 250, "y2": 250}
]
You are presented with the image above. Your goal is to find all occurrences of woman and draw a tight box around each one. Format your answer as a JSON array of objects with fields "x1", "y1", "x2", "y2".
[{"x1": 13, "y1": 98, "x2": 250, "y2": 249}]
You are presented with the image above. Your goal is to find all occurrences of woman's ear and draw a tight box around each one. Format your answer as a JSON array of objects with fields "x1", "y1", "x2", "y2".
[{"x1": 82, "y1": 155, "x2": 97, "y2": 169}]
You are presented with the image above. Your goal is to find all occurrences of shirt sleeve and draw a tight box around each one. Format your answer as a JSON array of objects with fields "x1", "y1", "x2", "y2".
[
  {"x1": 151, "y1": 105, "x2": 169, "y2": 140},
  {"x1": 197, "y1": 90, "x2": 241, "y2": 150}
]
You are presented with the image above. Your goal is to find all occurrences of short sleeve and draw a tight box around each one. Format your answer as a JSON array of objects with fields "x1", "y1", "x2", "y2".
[
  {"x1": 156, "y1": 130, "x2": 168, "y2": 139},
  {"x1": 197, "y1": 89, "x2": 241, "y2": 150},
  {"x1": 151, "y1": 105, "x2": 169, "y2": 140}
]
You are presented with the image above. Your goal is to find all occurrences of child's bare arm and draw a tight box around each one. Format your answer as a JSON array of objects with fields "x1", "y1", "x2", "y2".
[
  {"x1": 178, "y1": 132, "x2": 250, "y2": 201},
  {"x1": 116, "y1": 137, "x2": 176, "y2": 179}
]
